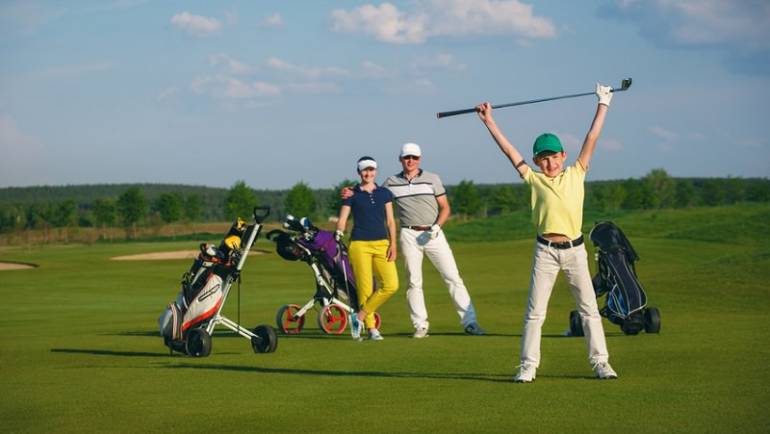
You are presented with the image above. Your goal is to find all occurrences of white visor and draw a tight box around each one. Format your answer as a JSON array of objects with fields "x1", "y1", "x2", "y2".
[{"x1": 357, "y1": 159, "x2": 377, "y2": 172}]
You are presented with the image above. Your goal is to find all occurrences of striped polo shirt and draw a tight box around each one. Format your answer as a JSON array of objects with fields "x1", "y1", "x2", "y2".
[{"x1": 384, "y1": 170, "x2": 446, "y2": 226}]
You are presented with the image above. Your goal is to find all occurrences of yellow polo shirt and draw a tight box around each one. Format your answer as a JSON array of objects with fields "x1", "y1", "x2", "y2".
[{"x1": 522, "y1": 162, "x2": 586, "y2": 239}]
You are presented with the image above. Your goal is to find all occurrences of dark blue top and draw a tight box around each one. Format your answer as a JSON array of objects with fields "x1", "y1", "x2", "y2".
[{"x1": 343, "y1": 184, "x2": 394, "y2": 241}]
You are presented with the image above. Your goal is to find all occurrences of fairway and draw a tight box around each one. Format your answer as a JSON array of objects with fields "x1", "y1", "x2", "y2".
[{"x1": 1, "y1": 206, "x2": 769, "y2": 433}]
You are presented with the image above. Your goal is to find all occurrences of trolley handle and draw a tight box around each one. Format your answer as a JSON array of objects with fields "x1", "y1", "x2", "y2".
[{"x1": 253, "y1": 206, "x2": 270, "y2": 224}]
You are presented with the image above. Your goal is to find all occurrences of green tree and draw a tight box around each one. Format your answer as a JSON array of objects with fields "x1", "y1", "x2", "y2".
[
  {"x1": 621, "y1": 179, "x2": 645, "y2": 209},
  {"x1": 452, "y1": 179, "x2": 482, "y2": 217},
  {"x1": 155, "y1": 193, "x2": 183, "y2": 224},
  {"x1": 328, "y1": 179, "x2": 357, "y2": 217},
  {"x1": 52, "y1": 200, "x2": 77, "y2": 242},
  {"x1": 225, "y1": 180, "x2": 257, "y2": 220},
  {"x1": 284, "y1": 181, "x2": 317, "y2": 219},
  {"x1": 0, "y1": 204, "x2": 24, "y2": 234},
  {"x1": 93, "y1": 198, "x2": 116, "y2": 241},
  {"x1": 183, "y1": 194, "x2": 203, "y2": 222},
  {"x1": 488, "y1": 184, "x2": 519, "y2": 215},
  {"x1": 674, "y1": 179, "x2": 697, "y2": 208},
  {"x1": 117, "y1": 187, "x2": 146, "y2": 238},
  {"x1": 701, "y1": 179, "x2": 726, "y2": 206},
  {"x1": 642, "y1": 168, "x2": 676, "y2": 208}
]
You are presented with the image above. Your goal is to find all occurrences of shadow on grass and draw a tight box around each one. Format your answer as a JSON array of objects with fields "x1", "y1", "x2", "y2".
[
  {"x1": 165, "y1": 362, "x2": 515, "y2": 383},
  {"x1": 51, "y1": 348, "x2": 170, "y2": 358},
  {"x1": 51, "y1": 348, "x2": 241, "y2": 357}
]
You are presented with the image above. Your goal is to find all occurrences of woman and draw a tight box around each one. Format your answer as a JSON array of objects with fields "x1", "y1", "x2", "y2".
[{"x1": 336, "y1": 156, "x2": 399, "y2": 341}]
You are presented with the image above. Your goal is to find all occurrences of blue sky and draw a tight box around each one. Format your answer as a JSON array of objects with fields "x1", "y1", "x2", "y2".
[{"x1": 1, "y1": 0, "x2": 768, "y2": 189}]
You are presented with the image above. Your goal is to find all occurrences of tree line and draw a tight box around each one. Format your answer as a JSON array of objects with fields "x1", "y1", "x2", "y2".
[{"x1": 1, "y1": 169, "x2": 768, "y2": 239}]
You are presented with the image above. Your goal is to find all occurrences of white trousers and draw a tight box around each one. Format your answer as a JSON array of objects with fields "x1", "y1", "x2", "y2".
[
  {"x1": 400, "y1": 228, "x2": 477, "y2": 330},
  {"x1": 520, "y1": 241, "x2": 610, "y2": 367}
]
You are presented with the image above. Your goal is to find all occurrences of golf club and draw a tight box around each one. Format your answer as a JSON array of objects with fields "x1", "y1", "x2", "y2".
[{"x1": 436, "y1": 78, "x2": 632, "y2": 119}]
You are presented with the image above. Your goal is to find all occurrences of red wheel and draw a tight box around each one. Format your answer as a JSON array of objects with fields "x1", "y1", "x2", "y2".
[
  {"x1": 374, "y1": 312, "x2": 382, "y2": 330},
  {"x1": 317, "y1": 304, "x2": 348, "y2": 335},
  {"x1": 276, "y1": 304, "x2": 305, "y2": 334}
]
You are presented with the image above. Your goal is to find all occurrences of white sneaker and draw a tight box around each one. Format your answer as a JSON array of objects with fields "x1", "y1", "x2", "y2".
[
  {"x1": 593, "y1": 361, "x2": 618, "y2": 380},
  {"x1": 514, "y1": 363, "x2": 537, "y2": 383},
  {"x1": 413, "y1": 326, "x2": 429, "y2": 339},
  {"x1": 368, "y1": 328, "x2": 384, "y2": 341},
  {"x1": 349, "y1": 313, "x2": 363, "y2": 340}
]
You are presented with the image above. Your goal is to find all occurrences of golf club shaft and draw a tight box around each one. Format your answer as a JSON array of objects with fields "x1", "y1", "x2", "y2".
[{"x1": 436, "y1": 79, "x2": 631, "y2": 119}]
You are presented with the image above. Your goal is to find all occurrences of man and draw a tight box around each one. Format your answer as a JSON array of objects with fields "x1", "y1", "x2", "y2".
[
  {"x1": 345, "y1": 143, "x2": 484, "y2": 337},
  {"x1": 475, "y1": 84, "x2": 618, "y2": 382}
]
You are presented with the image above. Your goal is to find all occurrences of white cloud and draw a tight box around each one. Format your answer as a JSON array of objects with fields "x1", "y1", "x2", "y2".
[
  {"x1": 411, "y1": 53, "x2": 466, "y2": 72},
  {"x1": 0, "y1": 115, "x2": 40, "y2": 149},
  {"x1": 191, "y1": 76, "x2": 281, "y2": 99},
  {"x1": 267, "y1": 57, "x2": 350, "y2": 79},
  {"x1": 157, "y1": 87, "x2": 178, "y2": 101},
  {"x1": 599, "y1": 0, "x2": 770, "y2": 74},
  {"x1": 284, "y1": 82, "x2": 341, "y2": 94},
  {"x1": 263, "y1": 13, "x2": 283, "y2": 27},
  {"x1": 171, "y1": 11, "x2": 222, "y2": 37},
  {"x1": 649, "y1": 126, "x2": 679, "y2": 141},
  {"x1": 361, "y1": 60, "x2": 390, "y2": 78},
  {"x1": 331, "y1": 0, "x2": 555, "y2": 44},
  {"x1": 209, "y1": 53, "x2": 254, "y2": 75}
]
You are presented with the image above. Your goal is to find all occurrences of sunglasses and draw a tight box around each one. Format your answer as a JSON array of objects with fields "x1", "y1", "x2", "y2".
[{"x1": 402, "y1": 155, "x2": 420, "y2": 161}]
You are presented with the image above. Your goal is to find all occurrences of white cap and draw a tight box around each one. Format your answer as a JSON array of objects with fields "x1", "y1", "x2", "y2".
[
  {"x1": 400, "y1": 142, "x2": 422, "y2": 158},
  {"x1": 357, "y1": 158, "x2": 377, "y2": 172}
]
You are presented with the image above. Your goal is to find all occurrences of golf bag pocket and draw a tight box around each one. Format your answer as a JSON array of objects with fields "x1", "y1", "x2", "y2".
[
  {"x1": 180, "y1": 274, "x2": 224, "y2": 332},
  {"x1": 159, "y1": 300, "x2": 183, "y2": 341}
]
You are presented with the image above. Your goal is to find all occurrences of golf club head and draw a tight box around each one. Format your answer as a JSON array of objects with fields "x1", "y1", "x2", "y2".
[{"x1": 620, "y1": 78, "x2": 632, "y2": 91}]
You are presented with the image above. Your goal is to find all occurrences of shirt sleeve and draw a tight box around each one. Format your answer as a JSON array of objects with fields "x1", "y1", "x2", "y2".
[
  {"x1": 383, "y1": 188, "x2": 394, "y2": 203},
  {"x1": 342, "y1": 194, "x2": 353, "y2": 207},
  {"x1": 432, "y1": 173, "x2": 446, "y2": 196},
  {"x1": 522, "y1": 166, "x2": 534, "y2": 185}
]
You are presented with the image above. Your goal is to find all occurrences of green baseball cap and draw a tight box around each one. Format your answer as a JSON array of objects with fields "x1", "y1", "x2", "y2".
[{"x1": 532, "y1": 133, "x2": 563, "y2": 157}]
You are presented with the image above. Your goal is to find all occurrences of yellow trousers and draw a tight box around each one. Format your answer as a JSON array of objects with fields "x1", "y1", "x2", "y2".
[{"x1": 349, "y1": 239, "x2": 399, "y2": 329}]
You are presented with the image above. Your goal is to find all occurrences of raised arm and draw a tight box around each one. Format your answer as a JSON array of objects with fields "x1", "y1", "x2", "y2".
[
  {"x1": 577, "y1": 84, "x2": 612, "y2": 170},
  {"x1": 476, "y1": 102, "x2": 529, "y2": 178}
]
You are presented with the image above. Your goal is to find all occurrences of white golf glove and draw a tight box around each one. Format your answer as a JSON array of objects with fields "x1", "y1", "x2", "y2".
[
  {"x1": 429, "y1": 224, "x2": 441, "y2": 240},
  {"x1": 596, "y1": 83, "x2": 613, "y2": 106},
  {"x1": 334, "y1": 230, "x2": 344, "y2": 242}
]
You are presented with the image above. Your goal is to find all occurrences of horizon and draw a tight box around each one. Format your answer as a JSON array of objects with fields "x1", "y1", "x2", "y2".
[{"x1": 2, "y1": 1, "x2": 769, "y2": 189}]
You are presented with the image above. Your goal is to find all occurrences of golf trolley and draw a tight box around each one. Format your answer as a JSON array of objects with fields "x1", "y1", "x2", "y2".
[
  {"x1": 569, "y1": 221, "x2": 661, "y2": 336},
  {"x1": 159, "y1": 207, "x2": 278, "y2": 357},
  {"x1": 266, "y1": 215, "x2": 380, "y2": 335}
]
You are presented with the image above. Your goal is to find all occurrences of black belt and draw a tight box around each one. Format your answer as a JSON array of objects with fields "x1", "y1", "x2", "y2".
[
  {"x1": 537, "y1": 235, "x2": 584, "y2": 249},
  {"x1": 402, "y1": 225, "x2": 432, "y2": 231}
]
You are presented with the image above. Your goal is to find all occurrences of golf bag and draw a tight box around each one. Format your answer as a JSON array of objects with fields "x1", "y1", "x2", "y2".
[
  {"x1": 158, "y1": 207, "x2": 278, "y2": 357},
  {"x1": 267, "y1": 215, "x2": 381, "y2": 335},
  {"x1": 569, "y1": 221, "x2": 661, "y2": 336}
]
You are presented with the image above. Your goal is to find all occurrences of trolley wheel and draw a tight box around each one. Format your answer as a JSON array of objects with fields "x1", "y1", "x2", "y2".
[
  {"x1": 569, "y1": 310, "x2": 584, "y2": 337},
  {"x1": 251, "y1": 325, "x2": 278, "y2": 353},
  {"x1": 621, "y1": 313, "x2": 644, "y2": 335},
  {"x1": 644, "y1": 307, "x2": 661, "y2": 334},
  {"x1": 276, "y1": 304, "x2": 305, "y2": 334},
  {"x1": 374, "y1": 312, "x2": 382, "y2": 330},
  {"x1": 318, "y1": 304, "x2": 348, "y2": 335},
  {"x1": 185, "y1": 328, "x2": 212, "y2": 357}
]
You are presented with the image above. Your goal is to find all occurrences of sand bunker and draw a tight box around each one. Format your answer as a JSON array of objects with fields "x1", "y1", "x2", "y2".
[
  {"x1": 111, "y1": 250, "x2": 266, "y2": 261},
  {"x1": 0, "y1": 262, "x2": 37, "y2": 270}
]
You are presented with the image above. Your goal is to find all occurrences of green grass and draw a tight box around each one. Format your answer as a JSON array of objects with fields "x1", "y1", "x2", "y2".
[{"x1": 1, "y1": 204, "x2": 768, "y2": 433}]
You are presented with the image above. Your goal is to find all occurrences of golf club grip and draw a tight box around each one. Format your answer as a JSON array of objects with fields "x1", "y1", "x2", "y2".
[{"x1": 436, "y1": 107, "x2": 479, "y2": 118}]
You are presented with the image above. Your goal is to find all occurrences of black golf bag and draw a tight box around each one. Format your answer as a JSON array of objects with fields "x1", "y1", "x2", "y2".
[{"x1": 569, "y1": 221, "x2": 661, "y2": 336}]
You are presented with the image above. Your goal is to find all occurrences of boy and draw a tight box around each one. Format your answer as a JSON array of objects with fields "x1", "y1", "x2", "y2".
[{"x1": 475, "y1": 84, "x2": 618, "y2": 382}]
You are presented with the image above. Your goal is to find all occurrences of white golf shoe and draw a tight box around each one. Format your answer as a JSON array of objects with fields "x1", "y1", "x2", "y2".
[
  {"x1": 514, "y1": 363, "x2": 537, "y2": 383},
  {"x1": 592, "y1": 362, "x2": 618, "y2": 380},
  {"x1": 368, "y1": 328, "x2": 384, "y2": 341},
  {"x1": 413, "y1": 326, "x2": 429, "y2": 339}
]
